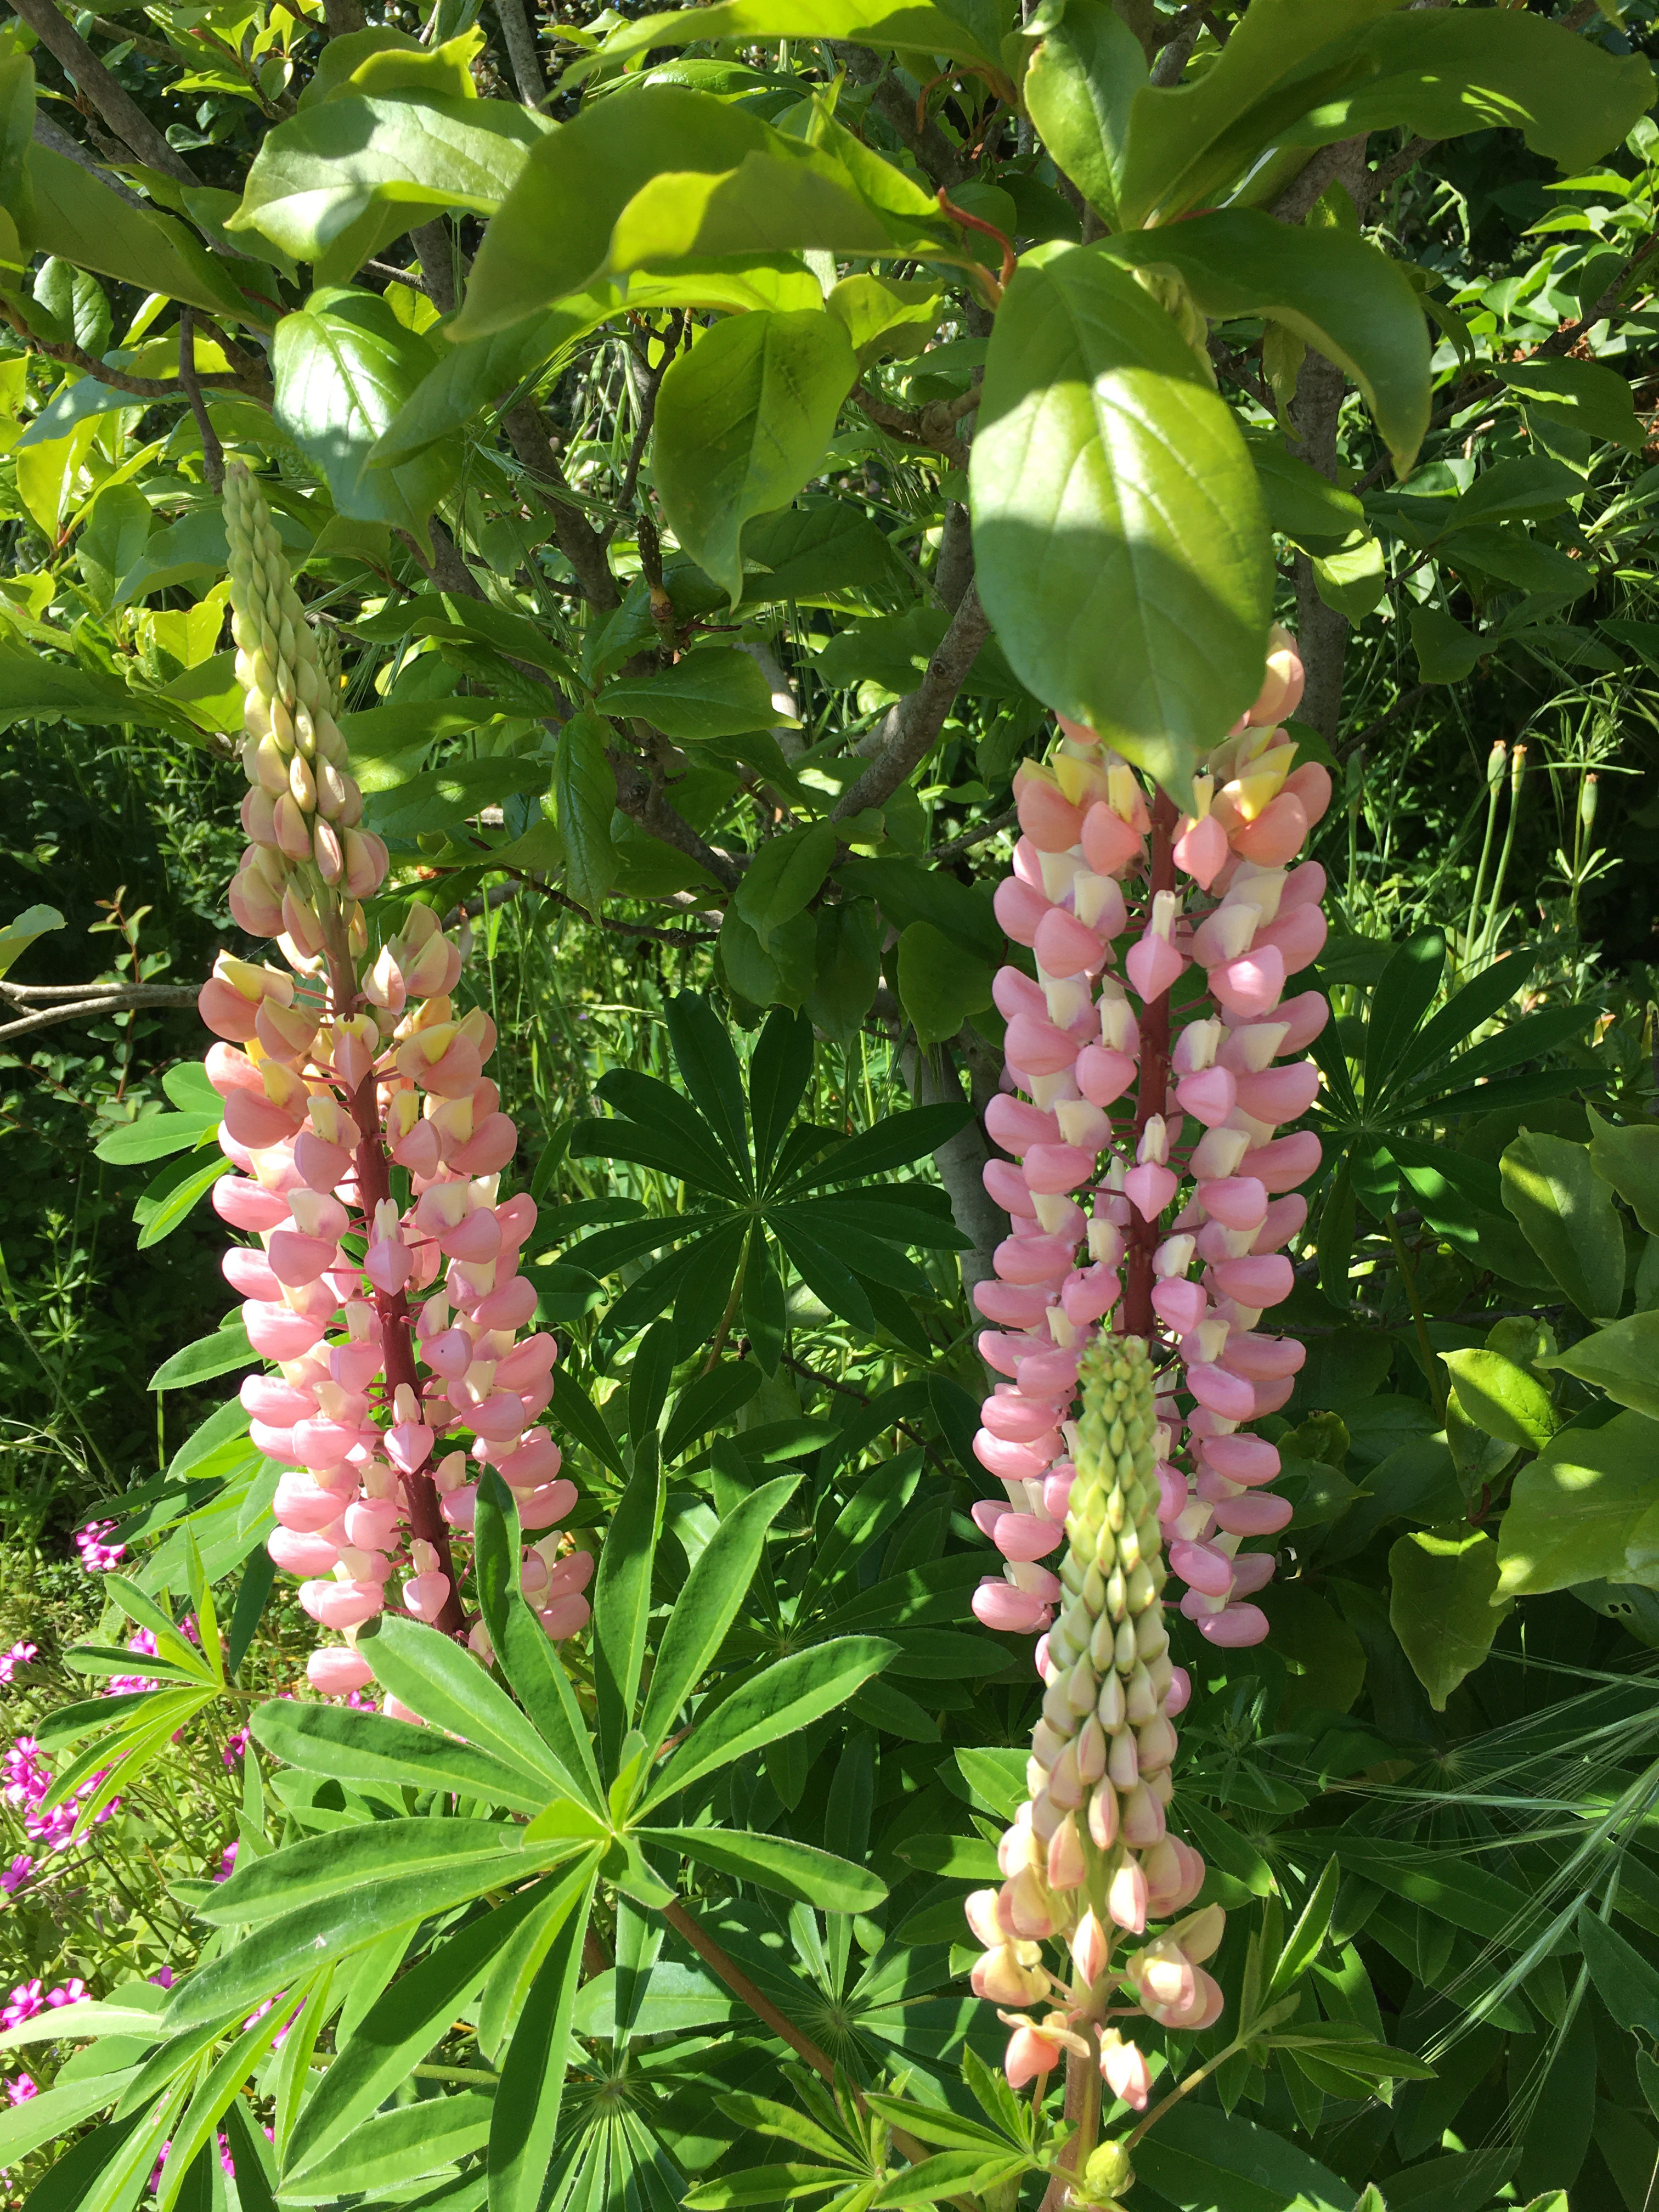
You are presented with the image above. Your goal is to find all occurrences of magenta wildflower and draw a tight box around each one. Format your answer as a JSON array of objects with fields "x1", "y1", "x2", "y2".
[
  {"x1": 215, "y1": 1841, "x2": 238, "y2": 1883},
  {"x1": 4, "y1": 2073, "x2": 36, "y2": 2107},
  {"x1": 0, "y1": 1641, "x2": 37, "y2": 1684},
  {"x1": 1, "y1": 1855, "x2": 32, "y2": 1898},
  {"x1": 2, "y1": 1983, "x2": 42, "y2": 2030},
  {"x1": 74, "y1": 1520, "x2": 125, "y2": 1572},
  {"x1": 223, "y1": 1726, "x2": 251, "y2": 1767}
]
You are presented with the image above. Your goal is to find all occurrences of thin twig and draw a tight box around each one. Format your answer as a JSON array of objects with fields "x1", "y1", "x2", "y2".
[
  {"x1": 517, "y1": 874, "x2": 720, "y2": 946},
  {"x1": 0, "y1": 292, "x2": 260, "y2": 402},
  {"x1": 363, "y1": 258, "x2": 436, "y2": 298},
  {"x1": 8, "y1": 0, "x2": 200, "y2": 182},
  {"x1": 927, "y1": 805, "x2": 1015, "y2": 863},
  {"x1": 0, "y1": 985, "x2": 198, "y2": 1046},
  {"x1": 178, "y1": 309, "x2": 224, "y2": 493}
]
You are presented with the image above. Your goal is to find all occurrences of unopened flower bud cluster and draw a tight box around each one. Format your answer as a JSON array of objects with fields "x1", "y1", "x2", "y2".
[{"x1": 967, "y1": 1336, "x2": 1222, "y2": 2114}]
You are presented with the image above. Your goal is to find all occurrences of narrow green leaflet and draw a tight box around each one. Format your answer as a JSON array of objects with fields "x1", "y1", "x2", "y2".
[
  {"x1": 283, "y1": 1881, "x2": 569, "y2": 2179},
  {"x1": 637, "y1": 1826, "x2": 887, "y2": 1912},
  {"x1": 250, "y1": 1697, "x2": 548, "y2": 1813},
  {"x1": 643, "y1": 1636, "x2": 896, "y2": 1806},
  {"x1": 359, "y1": 1615, "x2": 582, "y2": 1796},
  {"x1": 637, "y1": 1475, "x2": 798, "y2": 1756},
  {"x1": 487, "y1": 1874, "x2": 596, "y2": 2212}
]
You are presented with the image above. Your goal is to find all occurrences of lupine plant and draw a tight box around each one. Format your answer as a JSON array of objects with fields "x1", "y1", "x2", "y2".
[
  {"x1": 9, "y1": 0, "x2": 1659, "y2": 2207},
  {"x1": 203, "y1": 462, "x2": 589, "y2": 1686}
]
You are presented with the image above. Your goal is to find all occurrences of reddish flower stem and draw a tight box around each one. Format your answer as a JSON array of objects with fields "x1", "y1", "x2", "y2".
[
  {"x1": 1123, "y1": 789, "x2": 1180, "y2": 1341},
  {"x1": 326, "y1": 937, "x2": 466, "y2": 1639}
]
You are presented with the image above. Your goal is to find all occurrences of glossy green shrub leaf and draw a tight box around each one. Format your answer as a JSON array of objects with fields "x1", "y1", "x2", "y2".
[
  {"x1": 552, "y1": 708, "x2": 618, "y2": 913},
  {"x1": 1500, "y1": 1132, "x2": 1624, "y2": 1320},
  {"x1": 1440, "y1": 1348, "x2": 1559, "y2": 1449},
  {"x1": 654, "y1": 309, "x2": 859, "y2": 608},
  {"x1": 1496, "y1": 1412, "x2": 1659, "y2": 1598},
  {"x1": 1541, "y1": 1313, "x2": 1659, "y2": 1423},
  {"x1": 1022, "y1": 0, "x2": 1143, "y2": 228},
  {"x1": 273, "y1": 287, "x2": 456, "y2": 537},
  {"x1": 1104, "y1": 210, "x2": 1429, "y2": 476},
  {"x1": 970, "y1": 242, "x2": 1271, "y2": 791},
  {"x1": 1587, "y1": 1106, "x2": 1659, "y2": 1235},
  {"x1": 1389, "y1": 1527, "x2": 1509, "y2": 1711},
  {"x1": 232, "y1": 93, "x2": 546, "y2": 283},
  {"x1": 455, "y1": 86, "x2": 930, "y2": 337},
  {"x1": 600, "y1": 649, "x2": 789, "y2": 741},
  {"x1": 1283, "y1": 9, "x2": 1655, "y2": 176},
  {"x1": 563, "y1": 0, "x2": 1008, "y2": 83}
]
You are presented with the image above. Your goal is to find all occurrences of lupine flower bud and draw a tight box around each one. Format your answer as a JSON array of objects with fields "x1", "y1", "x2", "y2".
[{"x1": 964, "y1": 1339, "x2": 1219, "y2": 2096}]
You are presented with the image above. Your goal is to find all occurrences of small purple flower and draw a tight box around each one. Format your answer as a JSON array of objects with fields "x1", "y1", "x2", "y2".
[
  {"x1": 215, "y1": 1841, "x2": 238, "y2": 1883},
  {"x1": 5, "y1": 2072, "x2": 36, "y2": 2106},
  {"x1": 46, "y1": 1980, "x2": 86, "y2": 2010},
  {"x1": 2, "y1": 1855, "x2": 32, "y2": 1898},
  {"x1": 2, "y1": 1982, "x2": 43, "y2": 2030},
  {"x1": 74, "y1": 1520, "x2": 125, "y2": 1572},
  {"x1": 222, "y1": 1728, "x2": 251, "y2": 1768},
  {"x1": 150, "y1": 1967, "x2": 174, "y2": 1990},
  {"x1": 3, "y1": 1739, "x2": 49, "y2": 1810},
  {"x1": 0, "y1": 1641, "x2": 38, "y2": 1685},
  {"x1": 24, "y1": 1799, "x2": 78, "y2": 1853}
]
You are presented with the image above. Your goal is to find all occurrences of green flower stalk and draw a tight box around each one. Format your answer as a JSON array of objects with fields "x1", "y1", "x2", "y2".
[{"x1": 966, "y1": 1337, "x2": 1221, "y2": 2190}]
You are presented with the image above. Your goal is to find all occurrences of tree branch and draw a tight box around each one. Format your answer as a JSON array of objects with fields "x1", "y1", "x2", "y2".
[
  {"x1": 848, "y1": 384, "x2": 977, "y2": 470},
  {"x1": 490, "y1": 0, "x2": 545, "y2": 106},
  {"x1": 829, "y1": 41, "x2": 970, "y2": 189},
  {"x1": 611, "y1": 751, "x2": 743, "y2": 893},
  {"x1": 834, "y1": 584, "x2": 988, "y2": 815},
  {"x1": 178, "y1": 308, "x2": 224, "y2": 492},
  {"x1": 9, "y1": 0, "x2": 200, "y2": 184},
  {"x1": 502, "y1": 399, "x2": 620, "y2": 611},
  {"x1": 0, "y1": 984, "x2": 198, "y2": 1046},
  {"x1": 0, "y1": 291, "x2": 263, "y2": 400}
]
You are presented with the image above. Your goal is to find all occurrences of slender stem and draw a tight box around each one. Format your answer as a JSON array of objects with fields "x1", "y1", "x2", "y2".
[
  {"x1": 1480, "y1": 747, "x2": 1525, "y2": 966},
  {"x1": 1041, "y1": 2020, "x2": 1103, "y2": 2211},
  {"x1": 1123, "y1": 2036, "x2": 1247, "y2": 2149},
  {"x1": 700, "y1": 1229, "x2": 749, "y2": 1375},
  {"x1": 1387, "y1": 1212, "x2": 1444, "y2": 1420},
  {"x1": 324, "y1": 939, "x2": 466, "y2": 1638},
  {"x1": 1462, "y1": 770, "x2": 1502, "y2": 977},
  {"x1": 662, "y1": 1898, "x2": 837, "y2": 2082},
  {"x1": 178, "y1": 308, "x2": 224, "y2": 495}
]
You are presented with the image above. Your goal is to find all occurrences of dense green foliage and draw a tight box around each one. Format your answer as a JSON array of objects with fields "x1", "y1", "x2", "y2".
[{"x1": 3, "y1": 0, "x2": 1659, "y2": 2207}]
